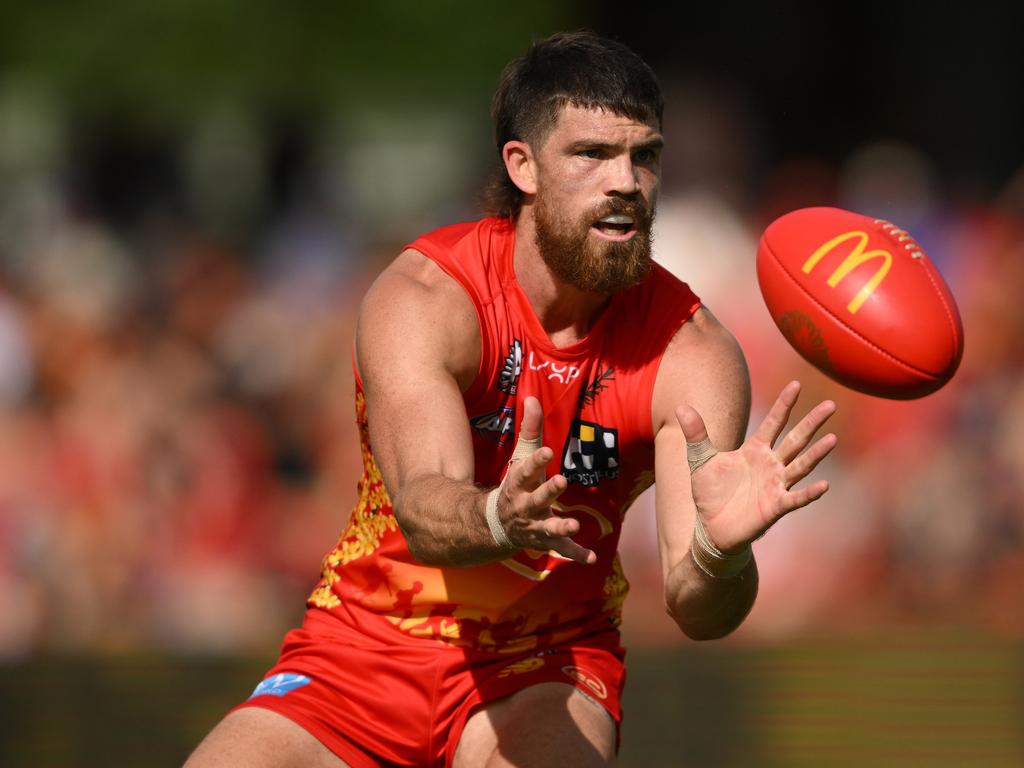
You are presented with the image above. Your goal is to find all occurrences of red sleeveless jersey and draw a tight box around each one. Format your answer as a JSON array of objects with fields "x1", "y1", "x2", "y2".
[{"x1": 308, "y1": 217, "x2": 701, "y2": 653}]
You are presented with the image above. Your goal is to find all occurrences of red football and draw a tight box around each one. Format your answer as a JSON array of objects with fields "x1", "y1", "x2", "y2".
[{"x1": 756, "y1": 207, "x2": 964, "y2": 399}]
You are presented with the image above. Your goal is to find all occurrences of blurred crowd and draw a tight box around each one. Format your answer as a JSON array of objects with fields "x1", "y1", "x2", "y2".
[{"x1": 0, "y1": 78, "x2": 1021, "y2": 659}]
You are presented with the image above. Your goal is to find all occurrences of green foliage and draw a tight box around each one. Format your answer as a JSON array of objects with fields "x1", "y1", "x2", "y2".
[{"x1": 0, "y1": 1, "x2": 581, "y2": 117}]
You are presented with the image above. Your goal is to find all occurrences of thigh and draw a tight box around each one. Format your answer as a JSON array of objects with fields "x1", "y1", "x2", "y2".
[
  {"x1": 183, "y1": 707, "x2": 350, "y2": 768},
  {"x1": 453, "y1": 682, "x2": 617, "y2": 768}
]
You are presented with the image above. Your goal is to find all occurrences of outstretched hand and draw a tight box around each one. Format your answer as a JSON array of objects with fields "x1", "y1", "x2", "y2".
[
  {"x1": 677, "y1": 381, "x2": 838, "y2": 554},
  {"x1": 493, "y1": 397, "x2": 597, "y2": 564}
]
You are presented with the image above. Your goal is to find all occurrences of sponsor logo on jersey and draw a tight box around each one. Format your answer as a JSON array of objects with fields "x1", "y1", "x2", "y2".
[
  {"x1": 527, "y1": 351, "x2": 581, "y2": 385},
  {"x1": 470, "y1": 406, "x2": 515, "y2": 445},
  {"x1": 561, "y1": 419, "x2": 619, "y2": 486},
  {"x1": 248, "y1": 672, "x2": 312, "y2": 699},
  {"x1": 499, "y1": 339, "x2": 523, "y2": 394}
]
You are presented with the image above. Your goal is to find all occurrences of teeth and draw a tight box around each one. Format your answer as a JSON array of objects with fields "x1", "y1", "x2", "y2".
[{"x1": 599, "y1": 215, "x2": 633, "y2": 224}]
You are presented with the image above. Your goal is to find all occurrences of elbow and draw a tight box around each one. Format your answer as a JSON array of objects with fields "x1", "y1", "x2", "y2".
[
  {"x1": 391, "y1": 495, "x2": 433, "y2": 565},
  {"x1": 675, "y1": 611, "x2": 744, "y2": 642},
  {"x1": 664, "y1": 566, "x2": 758, "y2": 642},
  {"x1": 666, "y1": 603, "x2": 743, "y2": 642},
  {"x1": 397, "y1": 525, "x2": 442, "y2": 566}
]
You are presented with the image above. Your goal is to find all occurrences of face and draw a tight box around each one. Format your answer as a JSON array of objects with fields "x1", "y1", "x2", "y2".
[{"x1": 529, "y1": 104, "x2": 662, "y2": 293}]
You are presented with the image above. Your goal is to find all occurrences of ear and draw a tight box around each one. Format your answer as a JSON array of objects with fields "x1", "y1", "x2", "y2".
[{"x1": 501, "y1": 140, "x2": 538, "y2": 196}]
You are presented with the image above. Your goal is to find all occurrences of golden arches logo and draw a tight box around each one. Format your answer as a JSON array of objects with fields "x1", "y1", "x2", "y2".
[{"x1": 801, "y1": 231, "x2": 892, "y2": 314}]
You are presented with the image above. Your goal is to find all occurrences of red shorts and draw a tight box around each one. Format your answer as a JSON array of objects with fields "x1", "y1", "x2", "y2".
[{"x1": 233, "y1": 608, "x2": 626, "y2": 768}]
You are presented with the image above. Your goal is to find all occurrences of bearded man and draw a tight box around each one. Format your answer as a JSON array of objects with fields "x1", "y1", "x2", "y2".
[{"x1": 186, "y1": 30, "x2": 838, "y2": 768}]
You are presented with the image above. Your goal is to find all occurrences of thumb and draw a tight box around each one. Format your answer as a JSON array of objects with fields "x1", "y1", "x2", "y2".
[
  {"x1": 675, "y1": 404, "x2": 710, "y2": 444},
  {"x1": 677, "y1": 404, "x2": 718, "y2": 474},
  {"x1": 519, "y1": 396, "x2": 544, "y2": 443}
]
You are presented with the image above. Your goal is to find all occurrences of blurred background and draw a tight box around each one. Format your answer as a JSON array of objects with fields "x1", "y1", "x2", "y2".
[{"x1": 0, "y1": 2, "x2": 1022, "y2": 765}]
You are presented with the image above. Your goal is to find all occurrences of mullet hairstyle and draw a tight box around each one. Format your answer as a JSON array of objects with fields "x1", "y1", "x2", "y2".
[{"x1": 481, "y1": 30, "x2": 664, "y2": 219}]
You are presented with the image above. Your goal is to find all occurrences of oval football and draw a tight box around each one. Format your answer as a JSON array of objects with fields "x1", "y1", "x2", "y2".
[{"x1": 756, "y1": 207, "x2": 964, "y2": 399}]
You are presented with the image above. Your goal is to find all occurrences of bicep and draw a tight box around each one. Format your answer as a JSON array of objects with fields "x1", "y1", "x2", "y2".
[{"x1": 356, "y1": 251, "x2": 481, "y2": 498}]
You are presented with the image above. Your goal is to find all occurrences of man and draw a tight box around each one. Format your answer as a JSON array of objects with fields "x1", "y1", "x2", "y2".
[{"x1": 185, "y1": 31, "x2": 837, "y2": 768}]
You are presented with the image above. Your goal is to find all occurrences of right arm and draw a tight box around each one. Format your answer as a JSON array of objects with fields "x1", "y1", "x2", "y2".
[{"x1": 356, "y1": 249, "x2": 594, "y2": 567}]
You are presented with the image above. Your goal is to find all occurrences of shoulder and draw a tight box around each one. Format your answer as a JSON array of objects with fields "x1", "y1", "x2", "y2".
[
  {"x1": 357, "y1": 248, "x2": 481, "y2": 390},
  {"x1": 651, "y1": 307, "x2": 750, "y2": 448},
  {"x1": 664, "y1": 305, "x2": 745, "y2": 365},
  {"x1": 407, "y1": 216, "x2": 513, "y2": 264}
]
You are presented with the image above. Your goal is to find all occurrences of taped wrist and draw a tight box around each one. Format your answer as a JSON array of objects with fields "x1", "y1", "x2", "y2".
[
  {"x1": 690, "y1": 513, "x2": 752, "y2": 579},
  {"x1": 686, "y1": 437, "x2": 717, "y2": 473},
  {"x1": 485, "y1": 486, "x2": 514, "y2": 550},
  {"x1": 485, "y1": 432, "x2": 542, "y2": 551}
]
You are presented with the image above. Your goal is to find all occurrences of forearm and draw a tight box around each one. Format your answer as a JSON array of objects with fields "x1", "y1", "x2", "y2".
[
  {"x1": 392, "y1": 474, "x2": 508, "y2": 567},
  {"x1": 664, "y1": 552, "x2": 758, "y2": 641}
]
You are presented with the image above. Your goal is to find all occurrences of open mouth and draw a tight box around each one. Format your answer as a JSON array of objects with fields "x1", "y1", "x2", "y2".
[{"x1": 592, "y1": 214, "x2": 638, "y2": 241}]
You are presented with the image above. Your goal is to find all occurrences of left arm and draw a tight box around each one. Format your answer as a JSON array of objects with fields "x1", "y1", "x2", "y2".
[{"x1": 652, "y1": 307, "x2": 837, "y2": 640}]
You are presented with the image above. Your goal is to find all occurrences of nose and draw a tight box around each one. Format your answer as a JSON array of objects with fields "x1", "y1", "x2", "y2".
[{"x1": 605, "y1": 155, "x2": 639, "y2": 196}]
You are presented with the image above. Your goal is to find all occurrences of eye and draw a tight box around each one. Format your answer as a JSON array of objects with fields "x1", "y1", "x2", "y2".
[
  {"x1": 577, "y1": 147, "x2": 603, "y2": 160},
  {"x1": 634, "y1": 148, "x2": 659, "y2": 164}
]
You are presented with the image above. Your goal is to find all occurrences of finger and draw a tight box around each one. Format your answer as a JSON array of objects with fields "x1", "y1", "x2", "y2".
[
  {"x1": 751, "y1": 380, "x2": 801, "y2": 447},
  {"x1": 675, "y1": 404, "x2": 709, "y2": 444},
  {"x1": 781, "y1": 479, "x2": 830, "y2": 515},
  {"x1": 539, "y1": 513, "x2": 580, "y2": 539},
  {"x1": 676, "y1": 405, "x2": 718, "y2": 473},
  {"x1": 783, "y1": 433, "x2": 838, "y2": 488},
  {"x1": 549, "y1": 537, "x2": 597, "y2": 565},
  {"x1": 519, "y1": 396, "x2": 543, "y2": 443},
  {"x1": 526, "y1": 473, "x2": 567, "y2": 510},
  {"x1": 514, "y1": 515, "x2": 596, "y2": 565},
  {"x1": 509, "y1": 446, "x2": 555, "y2": 491},
  {"x1": 542, "y1": 527, "x2": 597, "y2": 565},
  {"x1": 776, "y1": 400, "x2": 837, "y2": 465}
]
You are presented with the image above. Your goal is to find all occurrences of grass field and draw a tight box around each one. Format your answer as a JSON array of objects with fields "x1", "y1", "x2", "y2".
[
  {"x1": 1, "y1": 632, "x2": 1020, "y2": 766},
  {"x1": 621, "y1": 632, "x2": 1023, "y2": 767}
]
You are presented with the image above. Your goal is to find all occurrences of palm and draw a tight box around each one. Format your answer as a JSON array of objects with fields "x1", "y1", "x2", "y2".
[{"x1": 679, "y1": 381, "x2": 837, "y2": 553}]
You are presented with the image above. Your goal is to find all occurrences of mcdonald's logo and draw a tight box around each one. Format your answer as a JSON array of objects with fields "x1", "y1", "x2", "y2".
[{"x1": 801, "y1": 231, "x2": 892, "y2": 314}]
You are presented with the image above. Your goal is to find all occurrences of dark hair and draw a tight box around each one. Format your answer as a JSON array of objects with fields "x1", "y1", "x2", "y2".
[{"x1": 481, "y1": 30, "x2": 664, "y2": 219}]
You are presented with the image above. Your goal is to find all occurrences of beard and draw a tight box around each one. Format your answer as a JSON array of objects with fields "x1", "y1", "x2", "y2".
[{"x1": 533, "y1": 193, "x2": 655, "y2": 294}]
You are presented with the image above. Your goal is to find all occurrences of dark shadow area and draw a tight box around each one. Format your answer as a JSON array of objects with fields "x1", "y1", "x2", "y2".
[{"x1": 620, "y1": 646, "x2": 760, "y2": 768}]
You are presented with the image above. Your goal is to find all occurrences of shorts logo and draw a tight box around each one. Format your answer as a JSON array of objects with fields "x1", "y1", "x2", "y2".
[
  {"x1": 561, "y1": 419, "x2": 619, "y2": 487},
  {"x1": 248, "y1": 673, "x2": 312, "y2": 699},
  {"x1": 497, "y1": 656, "x2": 545, "y2": 678},
  {"x1": 470, "y1": 406, "x2": 515, "y2": 445},
  {"x1": 561, "y1": 665, "x2": 608, "y2": 700},
  {"x1": 499, "y1": 340, "x2": 523, "y2": 394}
]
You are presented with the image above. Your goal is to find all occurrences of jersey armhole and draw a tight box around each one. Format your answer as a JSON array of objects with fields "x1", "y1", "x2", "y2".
[
  {"x1": 408, "y1": 246, "x2": 490, "y2": 402},
  {"x1": 644, "y1": 297, "x2": 702, "y2": 441}
]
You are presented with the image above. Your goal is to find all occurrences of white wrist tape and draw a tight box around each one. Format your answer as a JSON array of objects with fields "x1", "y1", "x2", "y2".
[
  {"x1": 485, "y1": 432, "x2": 542, "y2": 551},
  {"x1": 686, "y1": 437, "x2": 717, "y2": 473},
  {"x1": 485, "y1": 486, "x2": 514, "y2": 550},
  {"x1": 690, "y1": 513, "x2": 752, "y2": 579}
]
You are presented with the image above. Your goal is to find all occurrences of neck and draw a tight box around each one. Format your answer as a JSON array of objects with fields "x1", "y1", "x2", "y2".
[{"x1": 513, "y1": 211, "x2": 611, "y2": 348}]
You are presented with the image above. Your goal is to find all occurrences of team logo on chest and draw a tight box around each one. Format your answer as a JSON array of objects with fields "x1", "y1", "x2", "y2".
[
  {"x1": 561, "y1": 419, "x2": 620, "y2": 487},
  {"x1": 471, "y1": 340, "x2": 522, "y2": 445},
  {"x1": 499, "y1": 340, "x2": 523, "y2": 394}
]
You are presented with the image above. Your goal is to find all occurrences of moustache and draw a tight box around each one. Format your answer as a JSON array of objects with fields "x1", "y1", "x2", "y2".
[{"x1": 590, "y1": 198, "x2": 654, "y2": 229}]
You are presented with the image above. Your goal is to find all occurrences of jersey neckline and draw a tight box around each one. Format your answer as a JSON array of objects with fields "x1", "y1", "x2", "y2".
[{"x1": 495, "y1": 218, "x2": 622, "y2": 361}]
